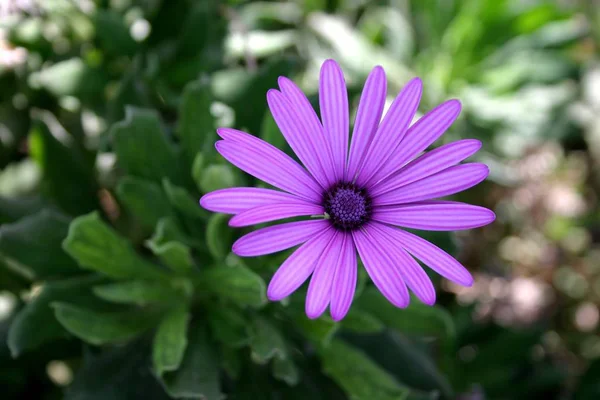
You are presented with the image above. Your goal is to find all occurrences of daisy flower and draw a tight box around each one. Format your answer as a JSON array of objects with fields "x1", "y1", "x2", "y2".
[{"x1": 200, "y1": 59, "x2": 495, "y2": 321}]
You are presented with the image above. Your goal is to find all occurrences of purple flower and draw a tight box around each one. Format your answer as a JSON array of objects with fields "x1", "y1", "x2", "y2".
[{"x1": 200, "y1": 59, "x2": 495, "y2": 321}]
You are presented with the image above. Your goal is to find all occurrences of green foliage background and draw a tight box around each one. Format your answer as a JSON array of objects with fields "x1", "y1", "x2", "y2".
[{"x1": 1, "y1": 0, "x2": 600, "y2": 399}]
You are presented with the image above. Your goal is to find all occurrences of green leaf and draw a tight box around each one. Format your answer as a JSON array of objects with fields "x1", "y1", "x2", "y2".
[
  {"x1": 191, "y1": 153, "x2": 205, "y2": 191},
  {"x1": 160, "y1": 321, "x2": 222, "y2": 400},
  {"x1": 178, "y1": 79, "x2": 215, "y2": 164},
  {"x1": 149, "y1": 217, "x2": 193, "y2": 247},
  {"x1": 94, "y1": 10, "x2": 138, "y2": 56},
  {"x1": 343, "y1": 331, "x2": 453, "y2": 399},
  {"x1": 29, "y1": 121, "x2": 98, "y2": 215},
  {"x1": 291, "y1": 309, "x2": 339, "y2": 346},
  {"x1": 107, "y1": 71, "x2": 152, "y2": 123},
  {"x1": 198, "y1": 164, "x2": 238, "y2": 193},
  {"x1": 0, "y1": 257, "x2": 29, "y2": 291},
  {"x1": 249, "y1": 316, "x2": 287, "y2": 364},
  {"x1": 203, "y1": 264, "x2": 267, "y2": 308},
  {"x1": 272, "y1": 356, "x2": 300, "y2": 386},
  {"x1": 356, "y1": 287, "x2": 455, "y2": 346},
  {"x1": 320, "y1": 340, "x2": 410, "y2": 400},
  {"x1": 208, "y1": 307, "x2": 249, "y2": 348},
  {"x1": 93, "y1": 280, "x2": 184, "y2": 306},
  {"x1": 153, "y1": 305, "x2": 190, "y2": 377},
  {"x1": 205, "y1": 213, "x2": 232, "y2": 260},
  {"x1": 221, "y1": 346, "x2": 242, "y2": 380},
  {"x1": 63, "y1": 212, "x2": 167, "y2": 280},
  {"x1": 342, "y1": 308, "x2": 385, "y2": 334},
  {"x1": 260, "y1": 110, "x2": 287, "y2": 152},
  {"x1": 7, "y1": 275, "x2": 103, "y2": 357},
  {"x1": 147, "y1": 240, "x2": 195, "y2": 275},
  {"x1": 65, "y1": 341, "x2": 171, "y2": 400},
  {"x1": 52, "y1": 303, "x2": 157, "y2": 345},
  {"x1": 163, "y1": 179, "x2": 206, "y2": 219},
  {"x1": 0, "y1": 196, "x2": 44, "y2": 224},
  {"x1": 0, "y1": 209, "x2": 80, "y2": 280},
  {"x1": 116, "y1": 177, "x2": 172, "y2": 231},
  {"x1": 212, "y1": 58, "x2": 299, "y2": 134},
  {"x1": 177, "y1": 2, "x2": 226, "y2": 62},
  {"x1": 110, "y1": 107, "x2": 179, "y2": 184}
]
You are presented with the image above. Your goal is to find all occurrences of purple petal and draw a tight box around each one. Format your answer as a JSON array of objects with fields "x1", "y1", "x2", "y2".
[
  {"x1": 368, "y1": 224, "x2": 436, "y2": 305},
  {"x1": 356, "y1": 78, "x2": 422, "y2": 186},
  {"x1": 229, "y1": 203, "x2": 324, "y2": 227},
  {"x1": 273, "y1": 78, "x2": 336, "y2": 187},
  {"x1": 371, "y1": 139, "x2": 482, "y2": 197},
  {"x1": 267, "y1": 227, "x2": 335, "y2": 301},
  {"x1": 305, "y1": 231, "x2": 344, "y2": 319},
  {"x1": 215, "y1": 137, "x2": 322, "y2": 202},
  {"x1": 372, "y1": 201, "x2": 496, "y2": 231},
  {"x1": 346, "y1": 66, "x2": 387, "y2": 182},
  {"x1": 374, "y1": 163, "x2": 489, "y2": 206},
  {"x1": 200, "y1": 187, "x2": 311, "y2": 214},
  {"x1": 233, "y1": 220, "x2": 330, "y2": 257},
  {"x1": 368, "y1": 99, "x2": 462, "y2": 186},
  {"x1": 319, "y1": 59, "x2": 349, "y2": 182},
  {"x1": 352, "y1": 227, "x2": 409, "y2": 308},
  {"x1": 329, "y1": 233, "x2": 357, "y2": 321},
  {"x1": 374, "y1": 223, "x2": 473, "y2": 286}
]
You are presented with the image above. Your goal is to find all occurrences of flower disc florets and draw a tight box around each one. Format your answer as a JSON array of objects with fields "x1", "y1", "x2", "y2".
[{"x1": 323, "y1": 182, "x2": 371, "y2": 231}]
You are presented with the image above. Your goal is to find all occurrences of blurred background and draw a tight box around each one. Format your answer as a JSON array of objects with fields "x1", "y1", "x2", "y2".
[{"x1": 1, "y1": 0, "x2": 600, "y2": 399}]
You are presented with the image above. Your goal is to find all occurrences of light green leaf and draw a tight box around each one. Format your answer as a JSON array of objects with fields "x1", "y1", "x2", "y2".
[
  {"x1": 0, "y1": 209, "x2": 79, "y2": 279},
  {"x1": 7, "y1": 275, "x2": 103, "y2": 357},
  {"x1": 249, "y1": 316, "x2": 287, "y2": 364},
  {"x1": 63, "y1": 212, "x2": 167, "y2": 280},
  {"x1": 147, "y1": 216, "x2": 203, "y2": 253},
  {"x1": 93, "y1": 280, "x2": 184, "y2": 306},
  {"x1": 198, "y1": 164, "x2": 237, "y2": 193},
  {"x1": 191, "y1": 153, "x2": 205, "y2": 192},
  {"x1": 147, "y1": 240, "x2": 195, "y2": 275},
  {"x1": 205, "y1": 213, "x2": 232, "y2": 260},
  {"x1": 153, "y1": 305, "x2": 190, "y2": 376},
  {"x1": 116, "y1": 176, "x2": 172, "y2": 230},
  {"x1": 160, "y1": 321, "x2": 222, "y2": 400},
  {"x1": 320, "y1": 340, "x2": 410, "y2": 400},
  {"x1": 110, "y1": 107, "x2": 179, "y2": 184},
  {"x1": 35, "y1": 58, "x2": 106, "y2": 98},
  {"x1": 52, "y1": 303, "x2": 157, "y2": 345},
  {"x1": 149, "y1": 217, "x2": 193, "y2": 247},
  {"x1": 178, "y1": 80, "x2": 215, "y2": 164},
  {"x1": 203, "y1": 264, "x2": 267, "y2": 308},
  {"x1": 226, "y1": 30, "x2": 296, "y2": 59},
  {"x1": 307, "y1": 13, "x2": 413, "y2": 87}
]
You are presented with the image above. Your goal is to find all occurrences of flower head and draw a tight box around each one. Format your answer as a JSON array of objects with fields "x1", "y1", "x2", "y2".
[{"x1": 200, "y1": 59, "x2": 495, "y2": 321}]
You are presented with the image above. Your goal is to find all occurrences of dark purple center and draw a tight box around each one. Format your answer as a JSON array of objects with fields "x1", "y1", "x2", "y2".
[{"x1": 323, "y1": 183, "x2": 371, "y2": 231}]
